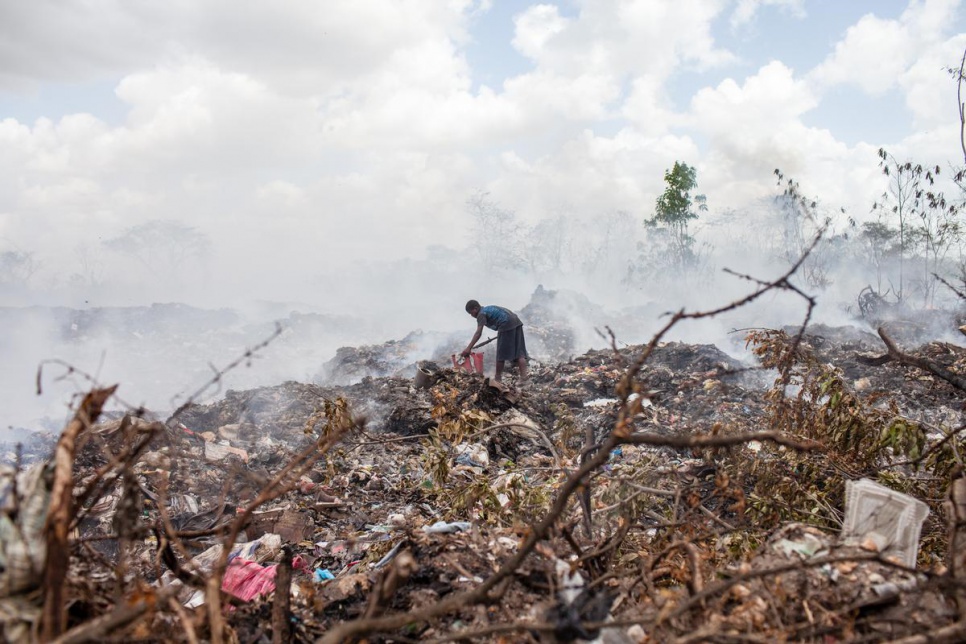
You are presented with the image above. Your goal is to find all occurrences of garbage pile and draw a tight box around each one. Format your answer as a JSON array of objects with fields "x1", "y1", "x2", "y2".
[
  {"x1": 2, "y1": 315, "x2": 966, "y2": 643},
  {"x1": 315, "y1": 330, "x2": 450, "y2": 385}
]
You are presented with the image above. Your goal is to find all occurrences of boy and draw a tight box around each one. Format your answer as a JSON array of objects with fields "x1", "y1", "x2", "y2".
[{"x1": 461, "y1": 300, "x2": 529, "y2": 383}]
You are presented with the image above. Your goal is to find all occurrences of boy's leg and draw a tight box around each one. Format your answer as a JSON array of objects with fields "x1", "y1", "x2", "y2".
[
  {"x1": 495, "y1": 360, "x2": 505, "y2": 382},
  {"x1": 517, "y1": 357, "x2": 528, "y2": 382}
]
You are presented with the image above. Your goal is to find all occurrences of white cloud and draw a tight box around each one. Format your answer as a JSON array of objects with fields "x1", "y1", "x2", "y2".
[
  {"x1": 693, "y1": 61, "x2": 818, "y2": 132},
  {"x1": 898, "y1": 34, "x2": 966, "y2": 133},
  {"x1": 808, "y1": 0, "x2": 962, "y2": 96},
  {"x1": 114, "y1": 58, "x2": 323, "y2": 172},
  {"x1": 808, "y1": 14, "x2": 910, "y2": 95},
  {"x1": 730, "y1": 0, "x2": 806, "y2": 29},
  {"x1": 687, "y1": 61, "x2": 884, "y2": 211},
  {"x1": 0, "y1": 0, "x2": 480, "y2": 95},
  {"x1": 512, "y1": 4, "x2": 570, "y2": 61},
  {"x1": 801, "y1": 0, "x2": 965, "y2": 180},
  {"x1": 502, "y1": 70, "x2": 621, "y2": 121},
  {"x1": 0, "y1": 1, "x2": 168, "y2": 87},
  {"x1": 621, "y1": 76, "x2": 681, "y2": 135},
  {"x1": 512, "y1": 0, "x2": 734, "y2": 78}
]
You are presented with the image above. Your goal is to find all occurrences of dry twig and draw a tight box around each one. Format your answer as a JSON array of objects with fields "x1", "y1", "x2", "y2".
[{"x1": 878, "y1": 326, "x2": 966, "y2": 391}]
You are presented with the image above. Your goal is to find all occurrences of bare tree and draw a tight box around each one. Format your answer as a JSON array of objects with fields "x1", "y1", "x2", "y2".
[
  {"x1": 525, "y1": 215, "x2": 569, "y2": 274},
  {"x1": 465, "y1": 191, "x2": 524, "y2": 273},
  {"x1": 873, "y1": 149, "x2": 937, "y2": 303},
  {"x1": 914, "y1": 187, "x2": 962, "y2": 307},
  {"x1": 773, "y1": 170, "x2": 835, "y2": 289},
  {"x1": 69, "y1": 245, "x2": 106, "y2": 289},
  {"x1": 859, "y1": 217, "x2": 899, "y2": 296},
  {"x1": 103, "y1": 219, "x2": 211, "y2": 284},
  {"x1": 0, "y1": 247, "x2": 39, "y2": 288}
]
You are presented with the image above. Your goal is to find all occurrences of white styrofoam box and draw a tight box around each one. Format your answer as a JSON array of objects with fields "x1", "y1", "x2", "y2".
[{"x1": 842, "y1": 478, "x2": 929, "y2": 568}]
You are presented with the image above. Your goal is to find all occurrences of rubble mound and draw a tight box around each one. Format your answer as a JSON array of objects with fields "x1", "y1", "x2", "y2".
[
  {"x1": 316, "y1": 330, "x2": 454, "y2": 386},
  {"x1": 519, "y1": 285, "x2": 605, "y2": 361}
]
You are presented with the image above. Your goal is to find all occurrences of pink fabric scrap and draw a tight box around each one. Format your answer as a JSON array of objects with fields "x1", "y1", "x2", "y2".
[
  {"x1": 222, "y1": 559, "x2": 278, "y2": 601},
  {"x1": 221, "y1": 555, "x2": 308, "y2": 602}
]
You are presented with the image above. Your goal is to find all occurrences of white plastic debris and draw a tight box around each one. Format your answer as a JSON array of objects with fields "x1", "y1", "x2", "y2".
[
  {"x1": 188, "y1": 532, "x2": 283, "y2": 573},
  {"x1": 555, "y1": 557, "x2": 585, "y2": 604},
  {"x1": 583, "y1": 398, "x2": 618, "y2": 408},
  {"x1": 842, "y1": 478, "x2": 929, "y2": 567},
  {"x1": 423, "y1": 521, "x2": 472, "y2": 534},
  {"x1": 773, "y1": 531, "x2": 826, "y2": 558},
  {"x1": 499, "y1": 409, "x2": 542, "y2": 431},
  {"x1": 204, "y1": 441, "x2": 249, "y2": 463}
]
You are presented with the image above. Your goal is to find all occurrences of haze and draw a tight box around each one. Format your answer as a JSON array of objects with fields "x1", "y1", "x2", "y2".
[{"x1": 2, "y1": 1, "x2": 965, "y2": 431}]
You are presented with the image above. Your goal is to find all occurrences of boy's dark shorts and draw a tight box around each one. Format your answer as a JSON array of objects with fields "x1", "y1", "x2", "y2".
[{"x1": 496, "y1": 326, "x2": 529, "y2": 362}]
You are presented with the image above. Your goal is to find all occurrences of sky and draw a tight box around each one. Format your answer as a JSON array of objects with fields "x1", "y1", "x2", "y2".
[
  {"x1": 1, "y1": 0, "x2": 965, "y2": 308},
  {"x1": 1, "y1": 0, "x2": 966, "y2": 429}
]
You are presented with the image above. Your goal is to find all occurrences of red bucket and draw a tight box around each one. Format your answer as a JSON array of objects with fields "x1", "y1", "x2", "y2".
[{"x1": 452, "y1": 352, "x2": 484, "y2": 373}]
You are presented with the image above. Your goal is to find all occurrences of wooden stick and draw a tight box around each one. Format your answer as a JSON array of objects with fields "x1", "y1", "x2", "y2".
[
  {"x1": 878, "y1": 327, "x2": 966, "y2": 391},
  {"x1": 272, "y1": 546, "x2": 293, "y2": 644},
  {"x1": 42, "y1": 386, "x2": 117, "y2": 641}
]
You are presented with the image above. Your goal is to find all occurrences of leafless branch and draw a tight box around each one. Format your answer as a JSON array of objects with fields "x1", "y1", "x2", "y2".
[{"x1": 878, "y1": 326, "x2": 966, "y2": 391}]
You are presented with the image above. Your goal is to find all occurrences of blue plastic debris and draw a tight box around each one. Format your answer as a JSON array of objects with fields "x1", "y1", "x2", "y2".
[{"x1": 313, "y1": 568, "x2": 335, "y2": 582}]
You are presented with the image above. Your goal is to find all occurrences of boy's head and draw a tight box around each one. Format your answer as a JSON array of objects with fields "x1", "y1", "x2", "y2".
[{"x1": 465, "y1": 299, "x2": 481, "y2": 317}]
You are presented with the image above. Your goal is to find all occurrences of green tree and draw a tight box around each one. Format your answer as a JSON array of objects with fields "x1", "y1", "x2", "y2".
[{"x1": 646, "y1": 161, "x2": 706, "y2": 270}]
